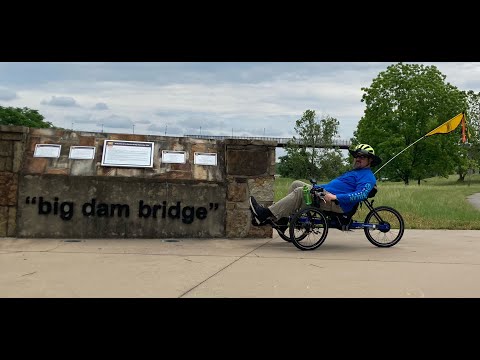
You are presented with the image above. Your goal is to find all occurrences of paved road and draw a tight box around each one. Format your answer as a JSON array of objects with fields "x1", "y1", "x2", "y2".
[
  {"x1": 468, "y1": 193, "x2": 480, "y2": 210},
  {"x1": 2, "y1": 229, "x2": 480, "y2": 298}
]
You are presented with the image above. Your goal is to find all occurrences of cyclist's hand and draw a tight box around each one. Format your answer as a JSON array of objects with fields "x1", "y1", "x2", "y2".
[{"x1": 324, "y1": 193, "x2": 337, "y2": 203}]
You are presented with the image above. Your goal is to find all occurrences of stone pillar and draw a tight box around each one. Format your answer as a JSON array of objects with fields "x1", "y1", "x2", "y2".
[
  {"x1": 0, "y1": 126, "x2": 28, "y2": 237},
  {"x1": 225, "y1": 139, "x2": 276, "y2": 238}
]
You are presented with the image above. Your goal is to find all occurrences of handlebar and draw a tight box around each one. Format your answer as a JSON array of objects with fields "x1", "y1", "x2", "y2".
[{"x1": 309, "y1": 186, "x2": 339, "y2": 205}]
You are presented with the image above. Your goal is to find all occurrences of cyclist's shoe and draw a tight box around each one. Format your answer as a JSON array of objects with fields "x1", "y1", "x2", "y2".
[
  {"x1": 251, "y1": 215, "x2": 265, "y2": 227},
  {"x1": 251, "y1": 217, "x2": 273, "y2": 227},
  {"x1": 249, "y1": 196, "x2": 273, "y2": 225}
]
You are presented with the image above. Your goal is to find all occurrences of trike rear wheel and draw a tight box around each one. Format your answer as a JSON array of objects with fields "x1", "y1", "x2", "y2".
[{"x1": 364, "y1": 206, "x2": 404, "y2": 247}]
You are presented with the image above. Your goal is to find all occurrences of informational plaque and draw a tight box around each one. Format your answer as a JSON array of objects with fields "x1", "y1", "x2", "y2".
[
  {"x1": 194, "y1": 152, "x2": 217, "y2": 166},
  {"x1": 69, "y1": 146, "x2": 96, "y2": 160},
  {"x1": 162, "y1": 150, "x2": 186, "y2": 164},
  {"x1": 101, "y1": 140, "x2": 154, "y2": 168},
  {"x1": 34, "y1": 144, "x2": 61, "y2": 158}
]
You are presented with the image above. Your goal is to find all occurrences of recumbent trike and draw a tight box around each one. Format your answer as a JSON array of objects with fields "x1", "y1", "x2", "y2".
[{"x1": 270, "y1": 179, "x2": 405, "y2": 251}]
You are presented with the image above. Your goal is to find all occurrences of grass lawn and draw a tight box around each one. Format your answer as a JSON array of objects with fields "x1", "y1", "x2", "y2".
[{"x1": 274, "y1": 173, "x2": 480, "y2": 230}]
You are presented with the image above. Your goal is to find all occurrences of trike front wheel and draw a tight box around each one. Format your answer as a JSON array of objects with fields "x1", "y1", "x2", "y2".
[{"x1": 289, "y1": 206, "x2": 329, "y2": 251}]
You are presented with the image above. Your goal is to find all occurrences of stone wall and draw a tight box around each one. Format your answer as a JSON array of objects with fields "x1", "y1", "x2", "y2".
[
  {"x1": 1, "y1": 126, "x2": 275, "y2": 239},
  {"x1": 0, "y1": 126, "x2": 27, "y2": 236}
]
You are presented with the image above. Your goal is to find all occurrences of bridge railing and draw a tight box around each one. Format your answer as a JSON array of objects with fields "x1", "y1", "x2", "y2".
[{"x1": 184, "y1": 135, "x2": 352, "y2": 148}]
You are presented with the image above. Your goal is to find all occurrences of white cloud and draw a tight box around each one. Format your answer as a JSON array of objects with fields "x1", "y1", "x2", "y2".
[
  {"x1": 97, "y1": 115, "x2": 133, "y2": 129},
  {"x1": 0, "y1": 88, "x2": 17, "y2": 101},
  {"x1": 2, "y1": 62, "x2": 480, "y2": 143},
  {"x1": 94, "y1": 102, "x2": 108, "y2": 110},
  {"x1": 41, "y1": 95, "x2": 78, "y2": 107}
]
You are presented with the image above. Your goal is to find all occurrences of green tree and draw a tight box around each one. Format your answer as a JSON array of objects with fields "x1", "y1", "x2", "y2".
[
  {"x1": 278, "y1": 110, "x2": 347, "y2": 179},
  {"x1": 466, "y1": 91, "x2": 480, "y2": 142},
  {"x1": 354, "y1": 63, "x2": 467, "y2": 185},
  {"x1": 278, "y1": 149, "x2": 312, "y2": 179},
  {"x1": 460, "y1": 90, "x2": 480, "y2": 179},
  {"x1": 0, "y1": 106, "x2": 53, "y2": 128}
]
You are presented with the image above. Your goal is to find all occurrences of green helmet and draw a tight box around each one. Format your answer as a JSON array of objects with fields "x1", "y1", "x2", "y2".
[{"x1": 349, "y1": 143, "x2": 382, "y2": 166}]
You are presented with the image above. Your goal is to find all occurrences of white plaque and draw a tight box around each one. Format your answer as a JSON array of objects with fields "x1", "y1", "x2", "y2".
[
  {"x1": 34, "y1": 144, "x2": 61, "y2": 158},
  {"x1": 101, "y1": 140, "x2": 154, "y2": 168},
  {"x1": 162, "y1": 150, "x2": 186, "y2": 164},
  {"x1": 194, "y1": 152, "x2": 217, "y2": 166},
  {"x1": 69, "y1": 146, "x2": 96, "y2": 160}
]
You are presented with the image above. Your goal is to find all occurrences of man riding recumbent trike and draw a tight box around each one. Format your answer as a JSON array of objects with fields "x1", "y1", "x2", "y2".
[{"x1": 249, "y1": 144, "x2": 405, "y2": 251}]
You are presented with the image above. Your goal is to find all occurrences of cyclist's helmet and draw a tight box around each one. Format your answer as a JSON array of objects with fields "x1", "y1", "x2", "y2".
[{"x1": 348, "y1": 143, "x2": 382, "y2": 166}]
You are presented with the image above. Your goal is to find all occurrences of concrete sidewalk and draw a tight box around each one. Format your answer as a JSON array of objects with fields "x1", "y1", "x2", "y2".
[{"x1": 1, "y1": 229, "x2": 480, "y2": 298}]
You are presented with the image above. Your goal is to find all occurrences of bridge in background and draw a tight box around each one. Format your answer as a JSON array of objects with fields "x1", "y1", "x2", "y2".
[{"x1": 185, "y1": 135, "x2": 352, "y2": 149}]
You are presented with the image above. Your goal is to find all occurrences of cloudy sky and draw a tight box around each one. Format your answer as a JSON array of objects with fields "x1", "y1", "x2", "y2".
[{"x1": 1, "y1": 62, "x2": 480, "y2": 147}]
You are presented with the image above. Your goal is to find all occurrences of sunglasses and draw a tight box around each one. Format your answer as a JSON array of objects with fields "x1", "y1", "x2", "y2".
[{"x1": 355, "y1": 154, "x2": 369, "y2": 159}]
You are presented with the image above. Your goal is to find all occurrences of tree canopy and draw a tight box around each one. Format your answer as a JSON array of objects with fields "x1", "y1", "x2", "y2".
[
  {"x1": 459, "y1": 90, "x2": 480, "y2": 180},
  {"x1": 0, "y1": 106, "x2": 53, "y2": 128},
  {"x1": 354, "y1": 63, "x2": 467, "y2": 184},
  {"x1": 278, "y1": 110, "x2": 348, "y2": 180}
]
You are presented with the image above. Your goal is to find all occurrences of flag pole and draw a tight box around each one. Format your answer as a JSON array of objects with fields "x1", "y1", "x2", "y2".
[
  {"x1": 374, "y1": 136, "x2": 425, "y2": 175},
  {"x1": 373, "y1": 112, "x2": 466, "y2": 176}
]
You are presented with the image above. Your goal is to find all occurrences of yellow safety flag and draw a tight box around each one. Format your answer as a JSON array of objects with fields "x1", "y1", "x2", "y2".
[{"x1": 425, "y1": 113, "x2": 465, "y2": 138}]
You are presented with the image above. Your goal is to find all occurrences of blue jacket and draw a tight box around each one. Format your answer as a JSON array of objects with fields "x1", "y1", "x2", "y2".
[{"x1": 321, "y1": 168, "x2": 376, "y2": 213}]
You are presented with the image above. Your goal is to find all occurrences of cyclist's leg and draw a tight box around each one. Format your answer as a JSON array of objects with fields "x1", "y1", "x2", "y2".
[
  {"x1": 259, "y1": 180, "x2": 309, "y2": 231},
  {"x1": 288, "y1": 180, "x2": 310, "y2": 194},
  {"x1": 317, "y1": 194, "x2": 344, "y2": 213},
  {"x1": 269, "y1": 186, "x2": 305, "y2": 219}
]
